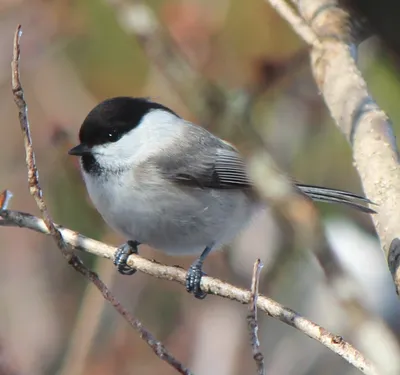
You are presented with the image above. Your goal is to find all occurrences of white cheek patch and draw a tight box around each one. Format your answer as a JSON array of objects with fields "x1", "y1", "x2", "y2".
[
  {"x1": 90, "y1": 109, "x2": 184, "y2": 170},
  {"x1": 93, "y1": 132, "x2": 141, "y2": 159},
  {"x1": 91, "y1": 137, "x2": 140, "y2": 171}
]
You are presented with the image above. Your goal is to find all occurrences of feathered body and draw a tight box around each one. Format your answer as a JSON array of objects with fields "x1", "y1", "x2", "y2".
[
  {"x1": 73, "y1": 97, "x2": 373, "y2": 257},
  {"x1": 80, "y1": 104, "x2": 256, "y2": 255}
]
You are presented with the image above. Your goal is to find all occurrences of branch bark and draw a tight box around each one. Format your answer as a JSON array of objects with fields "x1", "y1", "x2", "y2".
[
  {"x1": 0, "y1": 209, "x2": 378, "y2": 375},
  {"x1": 247, "y1": 259, "x2": 265, "y2": 375},
  {"x1": 274, "y1": 0, "x2": 400, "y2": 296}
]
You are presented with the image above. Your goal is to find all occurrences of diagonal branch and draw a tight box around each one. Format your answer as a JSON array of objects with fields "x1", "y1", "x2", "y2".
[
  {"x1": 105, "y1": 0, "x2": 225, "y2": 123},
  {"x1": 0, "y1": 209, "x2": 378, "y2": 375},
  {"x1": 266, "y1": 0, "x2": 320, "y2": 46},
  {"x1": 10, "y1": 24, "x2": 192, "y2": 375},
  {"x1": 271, "y1": 0, "x2": 400, "y2": 296}
]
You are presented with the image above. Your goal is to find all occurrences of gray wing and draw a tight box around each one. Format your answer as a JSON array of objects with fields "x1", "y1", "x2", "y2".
[
  {"x1": 153, "y1": 123, "x2": 252, "y2": 190},
  {"x1": 171, "y1": 148, "x2": 252, "y2": 189},
  {"x1": 149, "y1": 122, "x2": 374, "y2": 213}
]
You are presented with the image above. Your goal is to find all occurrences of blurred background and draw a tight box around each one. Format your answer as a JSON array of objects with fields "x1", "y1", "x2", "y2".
[{"x1": 1, "y1": 0, "x2": 400, "y2": 374}]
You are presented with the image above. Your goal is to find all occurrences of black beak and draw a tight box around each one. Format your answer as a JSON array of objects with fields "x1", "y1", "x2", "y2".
[{"x1": 68, "y1": 144, "x2": 92, "y2": 156}]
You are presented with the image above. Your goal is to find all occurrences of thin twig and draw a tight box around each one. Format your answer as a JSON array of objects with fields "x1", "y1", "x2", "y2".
[
  {"x1": 10, "y1": 24, "x2": 192, "y2": 375},
  {"x1": 0, "y1": 190, "x2": 13, "y2": 211},
  {"x1": 58, "y1": 258, "x2": 115, "y2": 375},
  {"x1": 0, "y1": 210, "x2": 378, "y2": 375},
  {"x1": 265, "y1": 0, "x2": 320, "y2": 46},
  {"x1": 105, "y1": 0, "x2": 224, "y2": 122},
  {"x1": 247, "y1": 259, "x2": 265, "y2": 375},
  {"x1": 11, "y1": 26, "x2": 71, "y2": 260}
]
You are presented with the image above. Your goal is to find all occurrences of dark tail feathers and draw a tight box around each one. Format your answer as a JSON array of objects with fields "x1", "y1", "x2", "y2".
[{"x1": 296, "y1": 184, "x2": 376, "y2": 214}]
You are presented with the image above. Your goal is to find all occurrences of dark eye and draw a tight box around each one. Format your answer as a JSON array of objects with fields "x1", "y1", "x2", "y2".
[{"x1": 107, "y1": 130, "x2": 120, "y2": 142}]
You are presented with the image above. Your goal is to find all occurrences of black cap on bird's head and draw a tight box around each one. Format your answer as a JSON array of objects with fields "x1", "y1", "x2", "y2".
[{"x1": 68, "y1": 97, "x2": 178, "y2": 156}]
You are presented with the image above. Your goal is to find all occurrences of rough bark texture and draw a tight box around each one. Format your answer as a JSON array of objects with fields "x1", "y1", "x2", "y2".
[{"x1": 293, "y1": 0, "x2": 400, "y2": 295}]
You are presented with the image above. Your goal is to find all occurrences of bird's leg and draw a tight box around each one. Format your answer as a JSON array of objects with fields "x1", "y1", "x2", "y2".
[
  {"x1": 186, "y1": 245, "x2": 213, "y2": 299},
  {"x1": 114, "y1": 240, "x2": 140, "y2": 275}
]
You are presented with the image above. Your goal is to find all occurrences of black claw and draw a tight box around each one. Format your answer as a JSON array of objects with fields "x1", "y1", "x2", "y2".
[
  {"x1": 185, "y1": 246, "x2": 213, "y2": 299},
  {"x1": 114, "y1": 240, "x2": 140, "y2": 275},
  {"x1": 186, "y1": 261, "x2": 207, "y2": 299}
]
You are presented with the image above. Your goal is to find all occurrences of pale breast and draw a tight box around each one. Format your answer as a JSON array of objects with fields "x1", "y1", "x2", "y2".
[{"x1": 82, "y1": 168, "x2": 256, "y2": 255}]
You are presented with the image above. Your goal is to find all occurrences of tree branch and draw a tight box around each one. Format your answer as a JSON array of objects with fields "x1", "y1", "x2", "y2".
[
  {"x1": 0, "y1": 209, "x2": 378, "y2": 375},
  {"x1": 266, "y1": 0, "x2": 320, "y2": 46},
  {"x1": 247, "y1": 259, "x2": 265, "y2": 375},
  {"x1": 270, "y1": 0, "x2": 400, "y2": 296},
  {"x1": 10, "y1": 24, "x2": 192, "y2": 375},
  {"x1": 104, "y1": 0, "x2": 225, "y2": 123}
]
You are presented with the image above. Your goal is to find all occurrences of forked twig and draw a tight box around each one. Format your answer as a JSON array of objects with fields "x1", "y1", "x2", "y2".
[
  {"x1": 0, "y1": 209, "x2": 378, "y2": 375},
  {"x1": 247, "y1": 259, "x2": 265, "y2": 375},
  {"x1": 10, "y1": 24, "x2": 192, "y2": 375}
]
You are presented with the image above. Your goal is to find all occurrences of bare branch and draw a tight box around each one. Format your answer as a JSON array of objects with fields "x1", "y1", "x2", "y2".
[
  {"x1": 10, "y1": 24, "x2": 192, "y2": 375},
  {"x1": 58, "y1": 258, "x2": 119, "y2": 375},
  {"x1": 11, "y1": 25, "x2": 72, "y2": 261},
  {"x1": 67, "y1": 258, "x2": 193, "y2": 375},
  {"x1": 0, "y1": 210, "x2": 379, "y2": 375},
  {"x1": 247, "y1": 259, "x2": 265, "y2": 375},
  {"x1": 265, "y1": 0, "x2": 320, "y2": 46},
  {"x1": 270, "y1": 0, "x2": 400, "y2": 295},
  {"x1": 0, "y1": 190, "x2": 13, "y2": 211},
  {"x1": 105, "y1": 0, "x2": 224, "y2": 122}
]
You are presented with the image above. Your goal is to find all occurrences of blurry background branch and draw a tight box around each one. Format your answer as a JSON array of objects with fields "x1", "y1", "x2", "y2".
[{"x1": 105, "y1": 0, "x2": 226, "y2": 125}]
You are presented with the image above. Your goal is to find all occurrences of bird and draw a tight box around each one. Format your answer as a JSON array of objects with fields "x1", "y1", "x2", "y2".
[{"x1": 68, "y1": 96, "x2": 374, "y2": 299}]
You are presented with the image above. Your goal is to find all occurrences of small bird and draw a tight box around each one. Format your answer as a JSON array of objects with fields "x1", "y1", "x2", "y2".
[{"x1": 68, "y1": 97, "x2": 374, "y2": 299}]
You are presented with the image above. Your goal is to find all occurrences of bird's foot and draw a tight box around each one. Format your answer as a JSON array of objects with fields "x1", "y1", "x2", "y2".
[
  {"x1": 114, "y1": 240, "x2": 140, "y2": 275},
  {"x1": 186, "y1": 259, "x2": 207, "y2": 299}
]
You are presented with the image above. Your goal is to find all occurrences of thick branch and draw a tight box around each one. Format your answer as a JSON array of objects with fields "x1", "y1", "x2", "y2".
[
  {"x1": 277, "y1": 0, "x2": 400, "y2": 295},
  {"x1": 0, "y1": 210, "x2": 378, "y2": 375}
]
